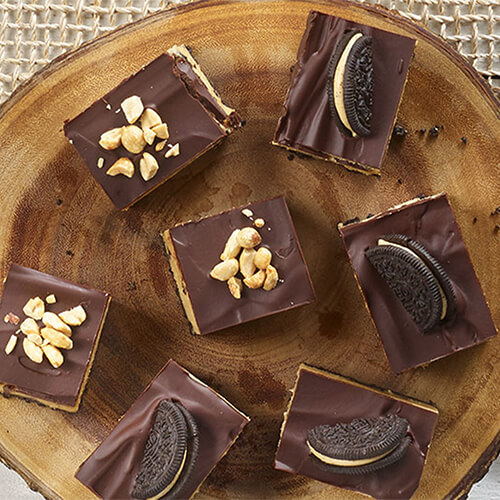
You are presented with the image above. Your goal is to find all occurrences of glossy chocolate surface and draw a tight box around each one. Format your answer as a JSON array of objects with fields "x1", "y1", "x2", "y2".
[
  {"x1": 167, "y1": 196, "x2": 316, "y2": 335},
  {"x1": 64, "y1": 52, "x2": 233, "y2": 210},
  {"x1": 275, "y1": 365, "x2": 438, "y2": 499},
  {"x1": 273, "y1": 11, "x2": 415, "y2": 173},
  {"x1": 0, "y1": 265, "x2": 110, "y2": 408},
  {"x1": 76, "y1": 359, "x2": 249, "y2": 499},
  {"x1": 339, "y1": 193, "x2": 498, "y2": 372}
]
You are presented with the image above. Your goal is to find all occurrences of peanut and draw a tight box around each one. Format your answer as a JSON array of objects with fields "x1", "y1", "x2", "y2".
[
  {"x1": 121, "y1": 95, "x2": 144, "y2": 124},
  {"x1": 210, "y1": 259, "x2": 239, "y2": 281},
  {"x1": 4, "y1": 335, "x2": 17, "y2": 355},
  {"x1": 165, "y1": 143, "x2": 180, "y2": 158},
  {"x1": 23, "y1": 338, "x2": 43, "y2": 363},
  {"x1": 40, "y1": 327, "x2": 73, "y2": 350},
  {"x1": 228, "y1": 277, "x2": 243, "y2": 299},
  {"x1": 263, "y1": 265, "x2": 279, "y2": 291},
  {"x1": 20, "y1": 318, "x2": 40, "y2": 336},
  {"x1": 42, "y1": 343, "x2": 64, "y2": 368},
  {"x1": 254, "y1": 247, "x2": 272, "y2": 269},
  {"x1": 106, "y1": 157, "x2": 135, "y2": 178},
  {"x1": 46, "y1": 294, "x2": 57, "y2": 304},
  {"x1": 237, "y1": 227, "x2": 262, "y2": 248},
  {"x1": 121, "y1": 125, "x2": 146, "y2": 154},
  {"x1": 220, "y1": 229, "x2": 241, "y2": 260},
  {"x1": 42, "y1": 312, "x2": 72, "y2": 336},
  {"x1": 239, "y1": 248, "x2": 257, "y2": 278},
  {"x1": 23, "y1": 297, "x2": 45, "y2": 320},
  {"x1": 139, "y1": 152, "x2": 159, "y2": 181},
  {"x1": 243, "y1": 270, "x2": 266, "y2": 289},
  {"x1": 59, "y1": 305, "x2": 86, "y2": 326},
  {"x1": 140, "y1": 108, "x2": 162, "y2": 130},
  {"x1": 99, "y1": 127, "x2": 122, "y2": 150},
  {"x1": 152, "y1": 123, "x2": 169, "y2": 140}
]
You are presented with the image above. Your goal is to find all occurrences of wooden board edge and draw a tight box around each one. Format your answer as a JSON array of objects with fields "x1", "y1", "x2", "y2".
[
  {"x1": 445, "y1": 431, "x2": 500, "y2": 499},
  {"x1": 0, "y1": 0, "x2": 498, "y2": 122},
  {"x1": 0, "y1": 443, "x2": 59, "y2": 500}
]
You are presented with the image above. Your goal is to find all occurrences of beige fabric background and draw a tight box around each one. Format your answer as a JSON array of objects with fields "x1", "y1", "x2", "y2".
[{"x1": 0, "y1": 0, "x2": 499, "y2": 104}]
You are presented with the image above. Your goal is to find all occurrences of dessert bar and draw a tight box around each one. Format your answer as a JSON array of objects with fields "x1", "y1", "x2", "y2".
[
  {"x1": 65, "y1": 44, "x2": 243, "y2": 210},
  {"x1": 275, "y1": 364, "x2": 439, "y2": 499},
  {"x1": 338, "y1": 193, "x2": 498, "y2": 372},
  {"x1": 273, "y1": 10, "x2": 415, "y2": 175},
  {"x1": 162, "y1": 196, "x2": 316, "y2": 335},
  {"x1": 0, "y1": 264, "x2": 110, "y2": 412},
  {"x1": 76, "y1": 359, "x2": 250, "y2": 499}
]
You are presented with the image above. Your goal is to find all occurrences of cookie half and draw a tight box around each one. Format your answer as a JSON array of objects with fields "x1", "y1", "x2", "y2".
[
  {"x1": 311, "y1": 435, "x2": 411, "y2": 475},
  {"x1": 381, "y1": 234, "x2": 456, "y2": 320},
  {"x1": 365, "y1": 243, "x2": 444, "y2": 333},
  {"x1": 132, "y1": 400, "x2": 198, "y2": 499},
  {"x1": 327, "y1": 31, "x2": 373, "y2": 137},
  {"x1": 307, "y1": 415, "x2": 409, "y2": 467},
  {"x1": 366, "y1": 234, "x2": 456, "y2": 332}
]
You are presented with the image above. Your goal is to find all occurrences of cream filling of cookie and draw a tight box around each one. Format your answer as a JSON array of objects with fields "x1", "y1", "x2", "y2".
[
  {"x1": 378, "y1": 239, "x2": 448, "y2": 320},
  {"x1": 306, "y1": 440, "x2": 397, "y2": 467},
  {"x1": 148, "y1": 448, "x2": 187, "y2": 500},
  {"x1": 333, "y1": 33, "x2": 363, "y2": 138}
]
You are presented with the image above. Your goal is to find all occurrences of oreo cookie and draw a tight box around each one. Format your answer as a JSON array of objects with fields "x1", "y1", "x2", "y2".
[
  {"x1": 132, "y1": 400, "x2": 199, "y2": 499},
  {"x1": 327, "y1": 31, "x2": 373, "y2": 137},
  {"x1": 366, "y1": 235, "x2": 456, "y2": 332},
  {"x1": 307, "y1": 415, "x2": 410, "y2": 474}
]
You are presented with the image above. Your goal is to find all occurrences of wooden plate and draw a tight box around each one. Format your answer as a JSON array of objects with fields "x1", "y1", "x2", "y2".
[{"x1": 0, "y1": 0, "x2": 498, "y2": 498}]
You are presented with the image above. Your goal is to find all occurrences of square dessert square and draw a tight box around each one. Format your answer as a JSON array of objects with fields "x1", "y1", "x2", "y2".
[
  {"x1": 338, "y1": 193, "x2": 498, "y2": 372},
  {"x1": 275, "y1": 364, "x2": 439, "y2": 499},
  {"x1": 162, "y1": 196, "x2": 316, "y2": 335},
  {"x1": 64, "y1": 44, "x2": 243, "y2": 210},
  {"x1": 273, "y1": 10, "x2": 416, "y2": 175},
  {"x1": 76, "y1": 359, "x2": 250, "y2": 499},
  {"x1": 0, "y1": 264, "x2": 110, "y2": 412}
]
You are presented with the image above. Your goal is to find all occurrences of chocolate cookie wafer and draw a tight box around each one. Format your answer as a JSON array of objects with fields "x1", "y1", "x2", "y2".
[
  {"x1": 307, "y1": 415, "x2": 410, "y2": 474},
  {"x1": 366, "y1": 235, "x2": 456, "y2": 332},
  {"x1": 327, "y1": 31, "x2": 373, "y2": 137},
  {"x1": 132, "y1": 400, "x2": 199, "y2": 499}
]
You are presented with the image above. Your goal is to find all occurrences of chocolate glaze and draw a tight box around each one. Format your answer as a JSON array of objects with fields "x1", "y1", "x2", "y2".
[
  {"x1": 76, "y1": 359, "x2": 249, "y2": 500},
  {"x1": 339, "y1": 193, "x2": 498, "y2": 372},
  {"x1": 0, "y1": 264, "x2": 110, "y2": 408},
  {"x1": 64, "y1": 52, "x2": 240, "y2": 210},
  {"x1": 273, "y1": 11, "x2": 415, "y2": 173},
  {"x1": 275, "y1": 365, "x2": 438, "y2": 499},
  {"x1": 167, "y1": 196, "x2": 316, "y2": 335}
]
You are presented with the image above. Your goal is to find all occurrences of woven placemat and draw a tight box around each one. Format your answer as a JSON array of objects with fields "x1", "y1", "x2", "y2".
[{"x1": 0, "y1": 0, "x2": 498, "y2": 104}]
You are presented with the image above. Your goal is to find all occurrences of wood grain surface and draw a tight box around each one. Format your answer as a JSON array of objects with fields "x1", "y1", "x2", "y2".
[{"x1": 0, "y1": 0, "x2": 498, "y2": 498}]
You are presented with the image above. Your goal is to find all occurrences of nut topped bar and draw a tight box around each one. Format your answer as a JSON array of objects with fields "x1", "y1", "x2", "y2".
[
  {"x1": 339, "y1": 193, "x2": 498, "y2": 372},
  {"x1": 273, "y1": 11, "x2": 415, "y2": 175},
  {"x1": 275, "y1": 365, "x2": 439, "y2": 499},
  {"x1": 76, "y1": 359, "x2": 250, "y2": 500},
  {"x1": 64, "y1": 44, "x2": 243, "y2": 210},
  {"x1": 0, "y1": 265, "x2": 110, "y2": 412},
  {"x1": 162, "y1": 196, "x2": 316, "y2": 335}
]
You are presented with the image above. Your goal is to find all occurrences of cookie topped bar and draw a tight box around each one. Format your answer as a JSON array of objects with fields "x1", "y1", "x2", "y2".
[
  {"x1": 0, "y1": 264, "x2": 110, "y2": 412},
  {"x1": 339, "y1": 193, "x2": 498, "y2": 372},
  {"x1": 76, "y1": 359, "x2": 250, "y2": 499},
  {"x1": 162, "y1": 196, "x2": 316, "y2": 335},
  {"x1": 65, "y1": 45, "x2": 243, "y2": 210},
  {"x1": 273, "y1": 11, "x2": 415, "y2": 175},
  {"x1": 275, "y1": 364, "x2": 439, "y2": 499}
]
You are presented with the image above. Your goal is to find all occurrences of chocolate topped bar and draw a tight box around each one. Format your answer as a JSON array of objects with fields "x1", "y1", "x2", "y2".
[
  {"x1": 65, "y1": 45, "x2": 243, "y2": 210},
  {"x1": 162, "y1": 196, "x2": 316, "y2": 335},
  {"x1": 76, "y1": 359, "x2": 249, "y2": 499},
  {"x1": 339, "y1": 193, "x2": 498, "y2": 372},
  {"x1": 273, "y1": 11, "x2": 415, "y2": 175},
  {"x1": 0, "y1": 265, "x2": 110, "y2": 412},
  {"x1": 275, "y1": 365, "x2": 439, "y2": 499}
]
